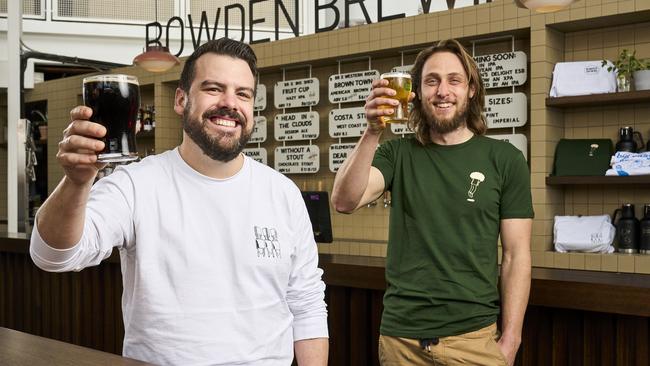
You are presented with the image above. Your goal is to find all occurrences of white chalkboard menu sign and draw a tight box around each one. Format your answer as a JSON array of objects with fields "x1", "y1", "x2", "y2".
[
  {"x1": 475, "y1": 51, "x2": 527, "y2": 89},
  {"x1": 391, "y1": 65, "x2": 413, "y2": 73},
  {"x1": 275, "y1": 145, "x2": 320, "y2": 174},
  {"x1": 485, "y1": 93, "x2": 527, "y2": 129},
  {"x1": 328, "y1": 70, "x2": 379, "y2": 104},
  {"x1": 329, "y1": 107, "x2": 366, "y2": 138},
  {"x1": 390, "y1": 122, "x2": 414, "y2": 135},
  {"x1": 243, "y1": 147, "x2": 268, "y2": 165},
  {"x1": 254, "y1": 84, "x2": 266, "y2": 112},
  {"x1": 274, "y1": 111, "x2": 320, "y2": 141},
  {"x1": 274, "y1": 78, "x2": 319, "y2": 108},
  {"x1": 329, "y1": 143, "x2": 356, "y2": 172},
  {"x1": 487, "y1": 133, "x2": 528, "y2": 160},
  {"x1": 248, "y1": 116, "x2": 267, "y2": 144}
]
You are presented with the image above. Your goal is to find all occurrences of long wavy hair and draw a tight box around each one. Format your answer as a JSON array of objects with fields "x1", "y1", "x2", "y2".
[{"x1": 408, "y1": 39, "x2": 487, "y2": 145}]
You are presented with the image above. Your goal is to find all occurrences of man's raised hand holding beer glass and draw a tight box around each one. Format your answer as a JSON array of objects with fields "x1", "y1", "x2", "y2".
[{"x1": 365, "y1": 71, "x2": 414, "y2": 134}]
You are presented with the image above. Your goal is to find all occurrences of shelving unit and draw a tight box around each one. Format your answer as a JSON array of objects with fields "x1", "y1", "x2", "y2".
[
  {"x1": 546, "y1": 90, "x2": 650, "y2": 186},
  {"x1": 136, "y1": 130, "x2": 155, "y2": 139},
  {"x1": 546, "y1": 90, "x2": 650, "y2": 108},
  {"x1": 546, "y1": 175, "x2": 650, "y2": 185}
]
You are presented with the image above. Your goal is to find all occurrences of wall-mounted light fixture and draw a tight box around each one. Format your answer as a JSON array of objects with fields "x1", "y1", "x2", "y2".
[{"x1": 515, "y1": 0, "x2": 579, "y2": 13}]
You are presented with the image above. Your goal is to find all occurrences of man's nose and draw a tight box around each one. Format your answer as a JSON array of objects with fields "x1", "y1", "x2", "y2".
[
  {"x1": 436, "y1": 81, "x2": 449, "y2": 97},
  {"x1": 218, "y1": 91, "x2": 238, "y2": 110}
]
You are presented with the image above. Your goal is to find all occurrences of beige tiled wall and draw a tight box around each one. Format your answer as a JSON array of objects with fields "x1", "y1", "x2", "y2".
[{"x1": 21, "y1": 0, "x2": 650, "y2": 273}]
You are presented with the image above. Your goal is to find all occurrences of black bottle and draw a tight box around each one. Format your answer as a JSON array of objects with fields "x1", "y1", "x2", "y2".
[
  {"x1": 615, "y1": 127, "x2": 637, "y2": 153},
  {"x1": 612, "y1": 203, "x2": 639, "y2": 254},
  {"x1": 639, "y1": 204, "x2": 650, "y2": 255}
]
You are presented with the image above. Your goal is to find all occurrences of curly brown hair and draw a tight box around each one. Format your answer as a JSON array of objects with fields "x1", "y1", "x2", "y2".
[{"x1": 408, "y1": 39, "x2": 487, "y2": 145}]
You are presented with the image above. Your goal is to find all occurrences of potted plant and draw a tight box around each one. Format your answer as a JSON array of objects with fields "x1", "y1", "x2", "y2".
[
  {"x1": 633, "y1": 58, "x2": 650, "y2": 91},
  {"x1": 602, "y1": 49, "x2": 650, "y2": 92}
]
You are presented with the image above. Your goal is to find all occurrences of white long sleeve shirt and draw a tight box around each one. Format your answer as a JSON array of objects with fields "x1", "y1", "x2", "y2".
[{"x1": 30, "y1": 149, "x2": 328, "y2": 365}]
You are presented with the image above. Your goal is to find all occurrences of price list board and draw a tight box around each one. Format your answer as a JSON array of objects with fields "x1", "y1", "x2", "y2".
[
  {"x1": 248, "y1": 116, "x2": 267, "y2": 143},
  {"x1": 485, "y1": 93, "x2": 527, "y2": 129},
  {"x1": 274, "y1": 145, "x2": 320, "y2": 174},
  {"x1": 391, "y1": 65, "x2": 413, "y2": 73},
  {"x1": 254, "y1": 84, "x2": 266, "y2": 112},
  {"x1": 274, "y1": 78, "x2": 319, "y2": 109},
  {"x1": 328, "y1": 70, "x2": 379, "y2": 103},
  {"x1": 329, "y1": 143, "x2": 356, "y2": 172},
  {"x1": 390, "y1": 122, "x2": 414, "y2": 135},
  {"x1": 329, "y1": 107, "x2": 366, "y2": 138},
  {"x1": 486, "y1": 133, "x2": 528, "y2": 160},
  {"x1": 274, "y1": 112, "x2": 320, "y2": 141},
  {"x1": 243, "y1": 147, "x2": 268, "y2": 165},
  {"x1": 475, "y1": 51, "x2": 527, "y2": 89}
]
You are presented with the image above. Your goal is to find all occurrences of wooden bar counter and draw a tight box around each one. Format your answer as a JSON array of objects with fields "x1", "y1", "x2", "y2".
[
  {"x1": 1, "y1": 233, "x2": 649, "y2": 365},
  {"x1": 0, "y1": 327, "x2": 150, "y2": 365}
]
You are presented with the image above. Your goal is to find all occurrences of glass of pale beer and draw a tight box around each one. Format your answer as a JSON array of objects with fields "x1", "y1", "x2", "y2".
[
  {"x1": 83, "y1": 74, "x2": 140, "y2": 163},
  {"x1": 379, "y1": 72, "x2": 412, "y2": 124}
]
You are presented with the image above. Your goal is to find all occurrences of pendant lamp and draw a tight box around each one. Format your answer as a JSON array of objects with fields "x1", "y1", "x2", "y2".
[
  {"x1": 515, "y1": 0, "x2": 579, "y2": 13},
  {"x1": 133, "y1": 45, "x2": 179, "y2": 72},
  {"x1": 132, "y1": 0, "x2": 179, "y2": 72}
]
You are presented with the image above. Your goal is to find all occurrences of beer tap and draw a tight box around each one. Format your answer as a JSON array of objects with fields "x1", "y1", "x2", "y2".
[
  {"x1": 25, "y1": 120, "x2": 37, "y2": 182},
  {"x1": 383, "y1": 191, "x2": 391, "y2": 208}
]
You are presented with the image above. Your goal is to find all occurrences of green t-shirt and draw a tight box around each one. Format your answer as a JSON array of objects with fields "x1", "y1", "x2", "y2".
[{"x1": 372, "y1": 135, "x2": 534, "y2": 338}]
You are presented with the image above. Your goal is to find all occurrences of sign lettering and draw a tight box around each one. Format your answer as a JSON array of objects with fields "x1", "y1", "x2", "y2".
[
  {"x1": 274, "y1": 145, "x2": 320, "y2": 174},
  {"x1": 274, "y1": 111, "x2": 320, "y2": 141}
]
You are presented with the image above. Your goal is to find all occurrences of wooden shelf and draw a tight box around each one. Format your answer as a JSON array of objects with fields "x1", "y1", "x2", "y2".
[
  {"x1": 546, "y1": 175, "x2": 650, "y2": 185},
  {"x1": 546, "y1": 90, "x2": 650, "y2": 108}
]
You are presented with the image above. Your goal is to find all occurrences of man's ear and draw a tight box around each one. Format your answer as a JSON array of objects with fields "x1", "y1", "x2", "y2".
[
  {"x1": 469, "y1": 84, "x2": 476, "y2": 99},
  {"x1": 174, "y1": 88, "x2": 187, "y2": 116}
]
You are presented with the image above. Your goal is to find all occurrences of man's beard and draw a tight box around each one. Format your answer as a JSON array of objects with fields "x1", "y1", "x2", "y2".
[
  {"x1": 423, "y1": 98, "x2": 470, "y2": 135},
  {"x1": 182, "y1": 101, "x2": 251, "y2": 162}
]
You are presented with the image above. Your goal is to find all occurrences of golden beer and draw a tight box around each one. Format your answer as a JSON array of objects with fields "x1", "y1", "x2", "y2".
[{"x1": 379, "y1": 72, "x2": 412, "y2": 123}]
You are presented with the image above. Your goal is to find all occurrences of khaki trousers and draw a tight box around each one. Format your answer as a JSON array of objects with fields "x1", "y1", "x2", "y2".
[{"x1": 378, "y1": 323, "x2": 508, "y2": 366}]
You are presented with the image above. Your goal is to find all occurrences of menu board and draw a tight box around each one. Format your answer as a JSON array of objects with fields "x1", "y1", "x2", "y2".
[
  {"x1": 485, "y1": 93, "x2": 527, "y2": 129},
  {"x1": 486, "y1": 133, "x2": 528, "y2": 160},
  {"x1": 329, "y1": 107, "x2": 366, "y2": 138},
  {"x1": 243, "y1": 147, "x2": 268, "y2": 165},
  {"x1": 390, "y1": 122, "x2": 414, "y2": 135},
  {"x1": 475, "y1": 51, "x2": 527, "y2": 89},
  {"x1": 274, "y1": 145, "x2": 320, "y2": 174},
  {"x1": 248, "y1": 116, "x2": 267, "y2": 143},
  {"x1": 391, "y1": 65, "x2": 413, "y2": 73},
  {"x1": 328, "y1": 70, "x2": 379, "y2": 103},
  {"x1": 329, "y1": 143, "x2": 356, "y2": 172},
  {"x1": 274, "y1": 78, "x2": 319, "y2": 108},
  {"x1": 254, "y1": 84, "x2": 266, "y2": 111},
  {"x1": 274, "y1": 112, "x2": 320, "y2": 141}
]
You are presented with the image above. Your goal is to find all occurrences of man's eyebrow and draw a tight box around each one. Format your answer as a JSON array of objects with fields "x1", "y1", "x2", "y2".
[
  {"x1": 423, "y1": 72, "x2": 466, "y2": 78},
  {"x1": 199, "y1": 80, "x2": 224, "y2": 88},
  {"x1": 200, "y1": 80, "x2": 254, "y2": 94}
]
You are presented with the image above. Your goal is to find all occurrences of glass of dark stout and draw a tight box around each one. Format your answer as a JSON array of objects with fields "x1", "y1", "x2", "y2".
[{"x1": 82, "y1": 74, "x2": 140, "y2": 163}]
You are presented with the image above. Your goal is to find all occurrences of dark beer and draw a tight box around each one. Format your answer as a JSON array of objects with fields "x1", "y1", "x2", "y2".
[{"x1": 83, "y1": 74, "x2": 140, "y2": 163}]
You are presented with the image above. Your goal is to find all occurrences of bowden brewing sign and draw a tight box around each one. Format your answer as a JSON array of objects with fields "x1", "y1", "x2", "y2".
[{"x1": 143, "y1": 0, "x2": 494, "y2": 54}]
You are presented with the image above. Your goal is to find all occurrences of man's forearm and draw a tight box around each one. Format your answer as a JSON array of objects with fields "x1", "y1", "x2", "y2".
[
  {"x1": 36, "y1": 176, "x2": 93, "y2": 249},
  {"x1": 294, "y1": 337, "x2": 328, "y2": 366},
  {"x1": 331, "y1": 130, "x2": 381, "y2": 212},
  {"x1": 499, "y1": 248, "x2": 531, "y2": 343}
]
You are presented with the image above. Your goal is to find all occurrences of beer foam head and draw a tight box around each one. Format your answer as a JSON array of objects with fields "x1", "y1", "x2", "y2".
[
  {"x1": 380, "y1": 72, "x2": 411, "y2": 79},
  {"x1": 83, "y1": 74, "x2": 139, "y2": 86}
]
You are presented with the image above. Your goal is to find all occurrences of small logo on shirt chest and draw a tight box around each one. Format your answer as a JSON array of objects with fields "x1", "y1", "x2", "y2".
[
  {"x1": 467, "y1": 171, "x2": 486, "y2": 202},
  {"x1": 254, "y1": 226, "x2": 281, "y2": 258}
]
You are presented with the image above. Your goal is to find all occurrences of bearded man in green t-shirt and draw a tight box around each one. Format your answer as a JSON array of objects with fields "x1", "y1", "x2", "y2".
[{"x1": 332, "y1": 39, "x2": 534, "y2": 366}]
